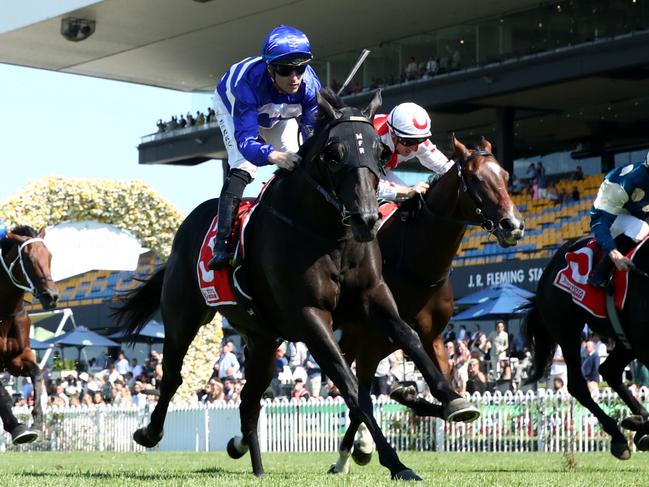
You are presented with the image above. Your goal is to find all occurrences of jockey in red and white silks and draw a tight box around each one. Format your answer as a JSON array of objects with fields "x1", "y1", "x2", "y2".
[{"x1": 373, "y1": 103, "x2": 453, "y2": 201}]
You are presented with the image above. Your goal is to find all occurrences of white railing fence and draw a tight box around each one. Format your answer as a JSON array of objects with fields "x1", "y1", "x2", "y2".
[{"x1": 1, "y1": 388, "x2": 645, "y2": 453}]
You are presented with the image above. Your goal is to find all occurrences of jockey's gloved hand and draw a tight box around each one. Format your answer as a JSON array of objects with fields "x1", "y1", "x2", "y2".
[
  {"x1": 269, "y1": 151, "x2": 301, "y2": 171},
  {"x1": 609, "y1": 249, "x2": 633, "y2": 271}
]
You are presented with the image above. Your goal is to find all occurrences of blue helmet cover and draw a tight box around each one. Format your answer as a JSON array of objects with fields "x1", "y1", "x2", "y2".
[{"x1": 262, "y1": 25, "x2": 312, "y2": 65}]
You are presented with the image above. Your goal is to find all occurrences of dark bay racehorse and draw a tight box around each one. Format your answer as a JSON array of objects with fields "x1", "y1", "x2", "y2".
[
  {"x1": 0, "y1": 226, "x2": 58, "y2": 444},
  {"x1": 526, "y1": 236, "x2": 649, "y2": 459},
  {"x1": 331, "y1": 138, "x2": 525, "y2": 471},
  {"x1": 113, "y1": 90, "x2": 470, "y2": 480}
]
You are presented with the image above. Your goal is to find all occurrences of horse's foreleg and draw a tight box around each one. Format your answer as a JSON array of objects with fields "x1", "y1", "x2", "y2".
[
  {"x1": 0, "y1": 380, "x2": 37, "y2": 444},
  {"x1": 365, "y1": 283, "x2": 478, "y2": 422},
  {"x1": 302, "y1": 308, "x2": 419, "y2": 481},
  {"x1": 234, "y1": 337, "x2": 277, "y2": 477},
  {"x1": 563, "y1": 343, "x2": 630, "y2": 460},
  {"x1": 26, "y1": 359, "x2": 44, "y2": 431}
]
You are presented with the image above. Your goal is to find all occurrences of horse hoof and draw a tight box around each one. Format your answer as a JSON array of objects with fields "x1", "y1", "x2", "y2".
[
  {"x1": 634, "y1": 434, "x2": 649, "y2": 451},
  {"x1": 327, "y1": 463, "x2": 349, "y2": 475},
  {"x1": 621, "y1": 415, "x2": 647, "y2": 431},
  {"x1": 11, "y1": 424, "x2": 39, "y2": 445},
  {"x1": 390, "y1": 384, "x2": 417, "y2": 404},
  {"x1": 392, "y1": 468, "x2": 423, "y2": 481},
  {"x1": 227, "y1": 437, "x2": 249, "y2": 459},
  {"x1": 445, "y1": 398, "x2": 480, "y2": 423},
  {"x1": 351, "y1": 446, "x2": 373, "y2": 466},
  {"x1": 133, "y1": 427, "x2": 162, "y2": 448},
  {"x1": 611, "y1": 441, "x2": 631, "y2": 460}
]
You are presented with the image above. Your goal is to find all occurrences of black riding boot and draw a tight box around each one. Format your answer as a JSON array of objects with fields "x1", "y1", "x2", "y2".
[
  {"x1": 588, "y1": 255, "x2": 615, "y2": 288},
  {"x1": 208, "y1": 168, "x2": 251, "y2": 270}
]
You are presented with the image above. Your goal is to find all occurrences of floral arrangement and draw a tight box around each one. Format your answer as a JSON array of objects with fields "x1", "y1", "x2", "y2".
[{"x1": 0, "y1": 176, "x2": 183, "y2": 258}]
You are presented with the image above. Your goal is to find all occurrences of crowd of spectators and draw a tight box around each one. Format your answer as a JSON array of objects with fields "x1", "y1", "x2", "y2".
[
  {"x1": 10, "y1": 350, "x2": 162, "y2": 410},
  {"x1": 510, "y1": 162, "x2": 583, "y2": 204},
  {"x1": 155, "y1": 108, "x2": 216, "y2": 133}
]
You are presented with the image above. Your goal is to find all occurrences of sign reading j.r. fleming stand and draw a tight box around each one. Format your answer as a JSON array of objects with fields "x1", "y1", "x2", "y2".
[{"x1": 451, "y1": 258, "x2": 550, "y2": 298}]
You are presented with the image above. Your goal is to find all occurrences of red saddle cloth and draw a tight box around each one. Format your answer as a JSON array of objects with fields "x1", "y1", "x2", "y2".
[
  {"x1": 197, "y1": 200, "x2": 256, "y2": 306},
  {"x1": 378, "y1": 202, "x2": 399, "y2": 230},
  {"x1": 552, "y1": 239, "x2": 639, "y2": 318}
]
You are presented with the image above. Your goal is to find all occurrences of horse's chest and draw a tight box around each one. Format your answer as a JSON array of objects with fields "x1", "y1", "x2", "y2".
[{"x1": 0, "y1": 336, "x2": 21, "y2": 362}]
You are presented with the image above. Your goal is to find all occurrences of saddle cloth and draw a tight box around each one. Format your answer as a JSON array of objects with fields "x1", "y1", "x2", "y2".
[
  {"x1": 378, "y1": 201, "x2": 399, "y2": 230},
  {"x1": 552, "y1": 238, "x2": 639, "y2": 318},
  {"x1": 196, "y1": 178, "x2": 277, "y2": 307}
]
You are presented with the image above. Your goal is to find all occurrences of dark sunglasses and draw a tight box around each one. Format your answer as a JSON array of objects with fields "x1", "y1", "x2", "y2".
[
  {"x1": 272, "y1": 64, "x2": 308, "y2": 77},
  {"x1": 397, "y1": 137, "x2": 426, "y2": 147}
]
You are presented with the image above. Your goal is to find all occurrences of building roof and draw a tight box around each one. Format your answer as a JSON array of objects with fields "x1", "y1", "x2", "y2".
[{"x1": 0, "y1": 0, "x2": 538, "y2": 91}]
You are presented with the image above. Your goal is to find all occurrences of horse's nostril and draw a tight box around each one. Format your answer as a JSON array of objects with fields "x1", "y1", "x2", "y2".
[{"x1": 500, "y1": 218, "x2": 515, "y2": 231}]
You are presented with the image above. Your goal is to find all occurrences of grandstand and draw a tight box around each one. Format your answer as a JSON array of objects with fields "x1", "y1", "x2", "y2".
[
  {"x1": 48, "y1": 252, "x2": 162, "y2": 307},
  {"x1": 455, "y1": 173, "x2": 601, "y2": 266}
]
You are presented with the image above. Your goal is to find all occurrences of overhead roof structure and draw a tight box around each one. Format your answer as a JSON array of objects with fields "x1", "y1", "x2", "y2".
[{"x1": 0, "y1": 0, "x2": 540, "y2": 92}]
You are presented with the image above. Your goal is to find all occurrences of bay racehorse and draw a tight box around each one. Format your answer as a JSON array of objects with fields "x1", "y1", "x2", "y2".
[
  {"x1": 113, "y1": 89, "x2": 475, "y2": 480},
  {"x1": 0, "y1": 225, "x2": 58, "y2": 444},
  {"x1": 525, "y1": 236, "x2": 649, "y2": 459},
  {"x1": 330, "y1": 137, "x2": 525, "y2": 471}
]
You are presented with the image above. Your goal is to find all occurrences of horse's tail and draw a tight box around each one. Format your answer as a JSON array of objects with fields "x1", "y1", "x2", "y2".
[
  {"x1": 523, "y1": 298, "x2": 557, "y2": 385},
  {"x1": 110, "y1": 267, "x2": 165, "y2": 342}
]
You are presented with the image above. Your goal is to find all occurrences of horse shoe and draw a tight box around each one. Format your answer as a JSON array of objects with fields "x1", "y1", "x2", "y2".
[{"x1": 444, "y1": 397, "x2": 481, "y2": 423}]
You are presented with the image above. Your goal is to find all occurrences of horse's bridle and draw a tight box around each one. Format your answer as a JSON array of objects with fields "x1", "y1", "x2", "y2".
[
  {"x1": 417, "y1": 150, "x2": 498, "y2": 235},
  {"x1": 0, "y1": 237, "x2": 51, "y2": 297},
  {"x1": 298, "y1": 113, "x2": 381, "y2": 224}
]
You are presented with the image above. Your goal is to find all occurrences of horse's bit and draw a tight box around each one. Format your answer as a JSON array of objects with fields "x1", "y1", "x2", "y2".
[{"x1": 0, "y1": 238, "x2": 49, "y2": 296}]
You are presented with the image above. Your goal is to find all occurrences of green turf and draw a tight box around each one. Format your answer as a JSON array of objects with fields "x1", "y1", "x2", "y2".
[{"x1": 0, "y1": 451, "x2": 646, "y2": 487}]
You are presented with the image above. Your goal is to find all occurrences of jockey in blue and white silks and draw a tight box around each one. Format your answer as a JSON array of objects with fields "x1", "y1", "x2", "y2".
[
  {"x1": 209, "y1": 25, "x2": 322, "y2": 270},
  {"x1": 588, "y1": 152, "x2": 649, "y2": 287}
]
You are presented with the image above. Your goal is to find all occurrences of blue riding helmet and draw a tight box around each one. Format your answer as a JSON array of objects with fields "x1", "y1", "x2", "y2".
[{"x1": 262, "y1": 25, "x2": 313, "y2": 65}]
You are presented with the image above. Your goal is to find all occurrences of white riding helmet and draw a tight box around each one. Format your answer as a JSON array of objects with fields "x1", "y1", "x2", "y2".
[{"x1": 387, "y1": 103, "x2": 432, "y2": 139}]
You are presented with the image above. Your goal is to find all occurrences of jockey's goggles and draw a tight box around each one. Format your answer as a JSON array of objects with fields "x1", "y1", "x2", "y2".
[
  {"x1": 397, "y1": 136, "x2": 426, "y2": 147},
  {"x1": 272, "y1": 63, "x2": 308, "y2": 77}
]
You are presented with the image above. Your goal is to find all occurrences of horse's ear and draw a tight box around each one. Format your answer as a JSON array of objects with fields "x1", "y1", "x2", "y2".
[
  {"x1": 317, "y1": 91, "x2": 342, "y2": 120},
  {"x1": 362, "y1": 89, "x2": 382, "y2": 120},
  {"x1": 6, "y1": 232, "x2": 27, "y2": 243},
  {"x1": 37, "y1": 227, "x2": 46, "y2": 238},
  {"x1": 452, "y1": 134, "x2": 471, "y2": 159},
  {"x1": 481, "y1": 136, "x2": 493, "y2": 153}
]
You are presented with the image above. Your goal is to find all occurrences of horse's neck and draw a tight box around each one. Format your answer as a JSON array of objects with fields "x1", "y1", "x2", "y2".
[
  {"x1": 267, "y1": 172, "x2": 350, "y2": 239},
  {"x1": 390, "y1": 170, "x2": 467, "y2": 277},
  {"x1": 0, "y1": 278, "x2": 24, "y2": 320}
]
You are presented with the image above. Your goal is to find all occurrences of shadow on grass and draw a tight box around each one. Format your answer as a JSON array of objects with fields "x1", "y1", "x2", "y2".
[{"x1": 19, "y1": 467, "x2": 250, "y2": 481}]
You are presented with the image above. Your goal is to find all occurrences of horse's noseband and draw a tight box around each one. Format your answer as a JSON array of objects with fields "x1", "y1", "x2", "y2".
[
  {"x1": 457, "y1": 151, "x2": 498, "y2": 234},
  {"x1": 0, "y1": 238, "x2": 50, "y2": 297}
]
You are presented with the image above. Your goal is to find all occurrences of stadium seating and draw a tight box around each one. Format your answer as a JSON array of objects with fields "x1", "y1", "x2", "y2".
[{"x1": 454, "y1": 173, "x2": 602, "y2": 266}]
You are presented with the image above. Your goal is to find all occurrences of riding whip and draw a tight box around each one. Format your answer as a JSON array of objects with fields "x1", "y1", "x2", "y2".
[{"x1": 337, "y1": 49, "x2": 371, "y2": 96}]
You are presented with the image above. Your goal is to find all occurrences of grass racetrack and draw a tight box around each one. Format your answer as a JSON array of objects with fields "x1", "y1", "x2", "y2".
[{"x1": 0, "y1": 451, "x2": 647, "y2": 487}]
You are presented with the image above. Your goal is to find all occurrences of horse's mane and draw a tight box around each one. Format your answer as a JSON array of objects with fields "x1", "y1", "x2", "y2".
[{"x1": 0, "y1": 225, "x2": 37, "y2": 253}]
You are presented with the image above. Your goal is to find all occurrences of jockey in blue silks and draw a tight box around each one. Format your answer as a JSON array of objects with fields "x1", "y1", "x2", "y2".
[
  {"x1": 0, "y1": 219, "x2": 7, "y2": 240},
  {"x1": 588, "y1": 152, "x2": 649, "y2": 287},
  {"x1": 208, "y1": 25, "x2": 322, "y2": 270}
]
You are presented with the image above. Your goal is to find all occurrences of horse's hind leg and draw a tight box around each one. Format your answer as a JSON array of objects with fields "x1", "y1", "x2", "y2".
[
  {"x1": 563, "y1": 339, "x2": 631, "y2": 459},
  {"x1": 601, "y1": 345, "x2": 648, "y2": 419},
  {"x1": 228, "y1": 336, "x2": 277, "y2": 476},
  {"x1": 135, "y1": 306, "x2": 208, "y2": 448}
]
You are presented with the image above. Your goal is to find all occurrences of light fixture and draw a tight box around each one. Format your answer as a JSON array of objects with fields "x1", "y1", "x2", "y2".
[{"x1": 61, "y1": 17, "x2": 96, "y2": 42}]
